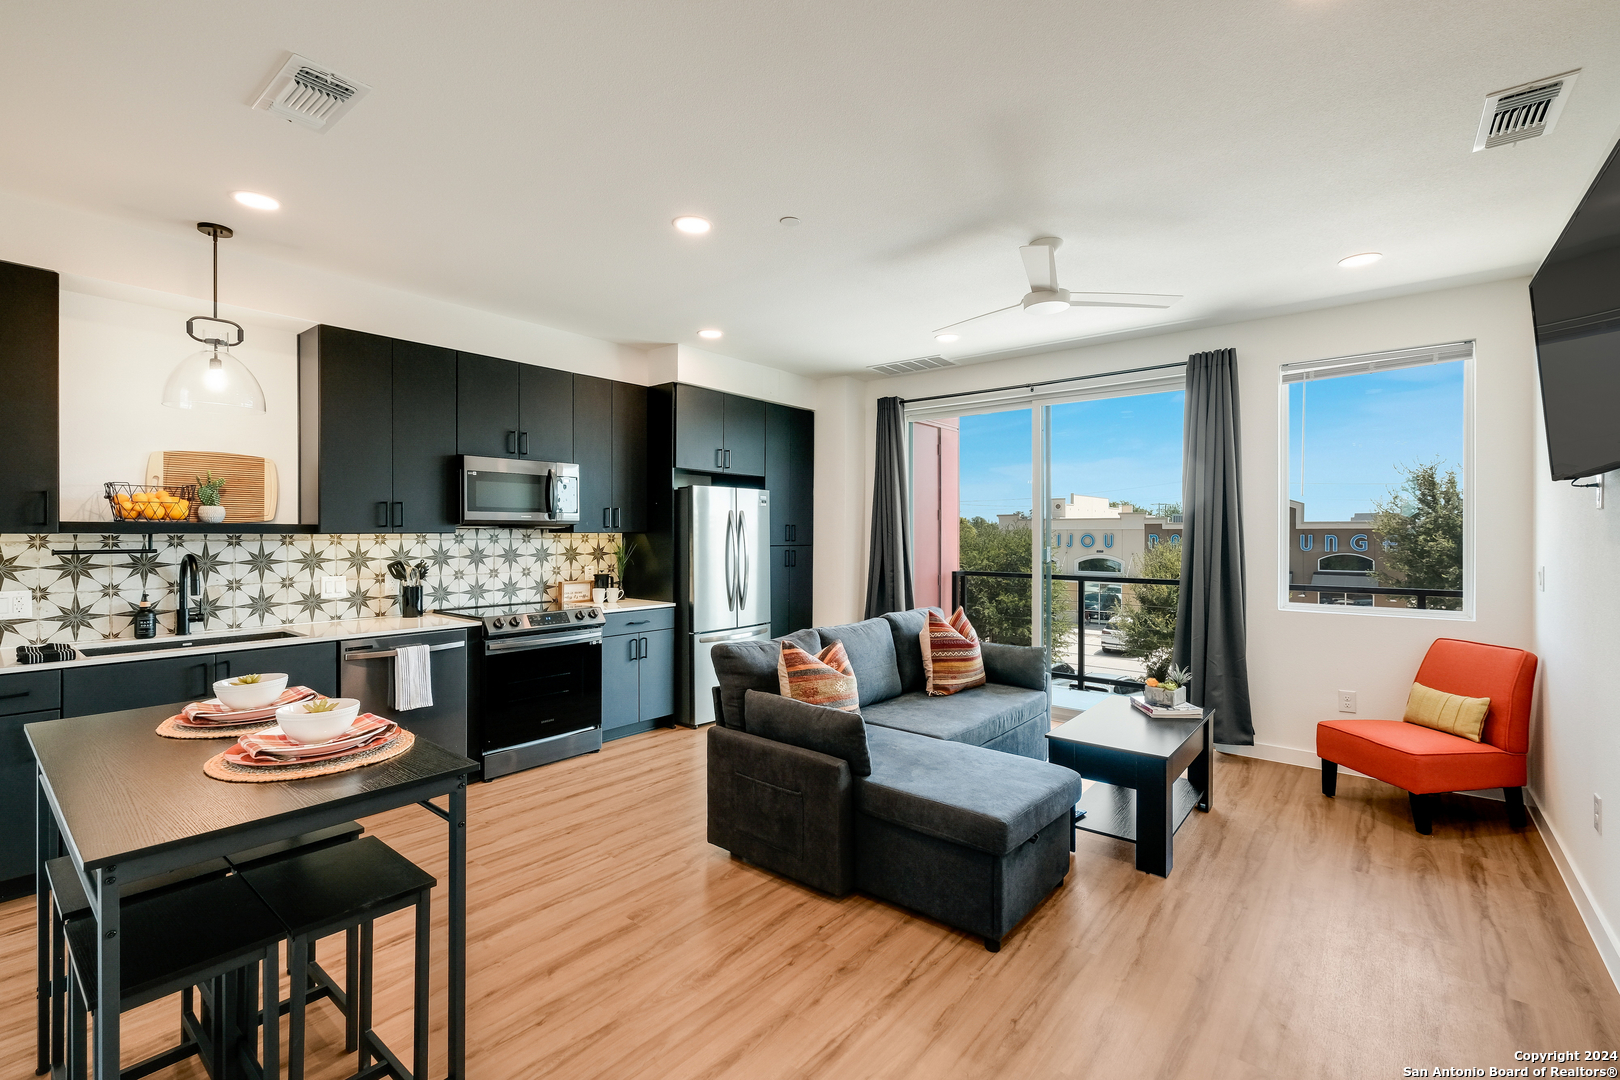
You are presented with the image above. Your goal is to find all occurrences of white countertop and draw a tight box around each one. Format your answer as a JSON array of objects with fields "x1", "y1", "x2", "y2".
[
  {"x1": 598, "y1": 598, "x2": 675, "y2": 613},
  {"x1": 0, "y1": 614, "x2": 481, "y2": 674}
]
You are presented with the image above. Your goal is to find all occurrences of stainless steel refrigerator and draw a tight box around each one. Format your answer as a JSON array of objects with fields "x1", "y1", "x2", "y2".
[{"x1": 676, "y1": 485, "x2": 772, "y2": 726}]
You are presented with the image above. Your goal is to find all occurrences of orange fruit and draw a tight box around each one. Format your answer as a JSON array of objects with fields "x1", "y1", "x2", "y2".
[
  {"x1": 132, "y1": 492, "x2": 150, "y2": 504},
  {"x1": 167, "y1": 503, "x2": 189, "y2": 520},
  {"x1": 1145, "y1": 678, "x2": 1159, "y2": 687}
]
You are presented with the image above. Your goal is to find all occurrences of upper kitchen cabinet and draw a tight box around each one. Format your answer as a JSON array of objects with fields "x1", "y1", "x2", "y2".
[
  {"x1": 0, "y1": 261, "x2": 59, "y2": 532},
  {"x1": 574, "y1": 375, "x2": 648, "y2": 532},
  {"x1": 765, "y1": 403, "x2": 814, "y2": 546},
  {"x1": 299, "y1": 325, "x2": 458, "y2": 533},
  {"x1": 457, "y1": 353, "x2": 574, "y2": 461},
  {"x1": 672, "y1": 384, "x2": 766, "y2": 476}
]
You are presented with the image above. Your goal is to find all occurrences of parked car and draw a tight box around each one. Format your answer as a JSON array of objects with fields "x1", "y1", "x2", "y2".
[{"x1": 1100, "y1": 617, "x2": 1128, "y2": 654}]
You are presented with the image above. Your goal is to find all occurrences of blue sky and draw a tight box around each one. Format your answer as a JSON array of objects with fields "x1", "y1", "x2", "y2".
[
  {"x1": 1287, "y1": 361, "x2": 1465, "y2": 521},
  {"x1": 953, "y1": 363, "x2": 1464, "y2": 523}
]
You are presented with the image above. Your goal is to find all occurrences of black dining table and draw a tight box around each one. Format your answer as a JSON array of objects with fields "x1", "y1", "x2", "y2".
[{"x1": 27, "y1": 701, "x2": 477, "y2": 1080}]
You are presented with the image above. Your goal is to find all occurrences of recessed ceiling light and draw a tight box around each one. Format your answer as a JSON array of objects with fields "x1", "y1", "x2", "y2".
[
  {"x1": 779, "y1": 216, "x2": 800, "y2": 227},
  {"x1": 1338, "y1": 252, "x2": 1382, "y2": 268},
  {"x1": 935, "y1": 333, "x2": 960, "y2": 343},
  {"x1": 698, "y1": 329, "x2": 723, "y2": 339},
  {"x1": 673, "y1": 216, "x2": 711, "y2": 235},
  {"x1": 231, "y1": 191, "x2": 280, "y2": 211}
]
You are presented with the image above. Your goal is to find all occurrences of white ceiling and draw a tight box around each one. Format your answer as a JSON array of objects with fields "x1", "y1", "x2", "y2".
[{"x1": 2, "y1": 1, "x2": 1618, "y2": 377}]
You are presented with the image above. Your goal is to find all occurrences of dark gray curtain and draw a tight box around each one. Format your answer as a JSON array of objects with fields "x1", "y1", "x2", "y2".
[
  {"x1": 1174, "y1": 348, "x2": 1254, "y2": 745},
  {"x1": 865, "y1": 396, "x2": 915, "y2": 619}
]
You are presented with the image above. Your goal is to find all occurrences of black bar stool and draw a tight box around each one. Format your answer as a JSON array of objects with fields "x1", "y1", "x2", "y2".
[
  {"x1": 62, "y1": 871, "x2": 285, "y2": 1080},
  {"x1": 40, "y1": 821, "x2": 365, "y2": 1075},
  {"x1": 239, "y1": 837, "x2": 436, "y2": 1080}
]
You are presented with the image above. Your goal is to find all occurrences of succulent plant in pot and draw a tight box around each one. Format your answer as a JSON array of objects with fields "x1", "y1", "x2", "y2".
[
  {"x1": 1142, "y1": 664, "x2": 1193, "y2": 707},
  {"x1": 195, "y1": 471, "x2": 227, "y2": 523}
]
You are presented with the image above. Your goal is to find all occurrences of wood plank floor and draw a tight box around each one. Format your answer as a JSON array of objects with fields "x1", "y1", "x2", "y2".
[{"x1": 3, "y1": 724, "x2": 1617, "y2": 1079}]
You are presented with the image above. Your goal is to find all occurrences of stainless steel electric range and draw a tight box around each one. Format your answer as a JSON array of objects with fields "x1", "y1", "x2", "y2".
[{"x1": 435, "y1": 600, "x2": 606, "y2": 779}]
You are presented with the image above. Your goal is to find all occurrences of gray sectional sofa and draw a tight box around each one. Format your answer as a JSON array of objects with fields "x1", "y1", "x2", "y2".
[{"x1": 707, "y1": 608, "x2": 1081, "y2": 951}]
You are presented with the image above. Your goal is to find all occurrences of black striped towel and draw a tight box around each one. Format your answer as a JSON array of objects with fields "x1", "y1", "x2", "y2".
[{"x1": 14, "y1": 644, "x2": 77, "y2": 664}]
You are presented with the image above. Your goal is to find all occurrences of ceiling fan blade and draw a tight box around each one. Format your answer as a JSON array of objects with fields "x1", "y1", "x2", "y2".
[
  {"x1": 1065, "y1": 292, "x2": 1181, "y2": 309},
  {"x1": 932, "y1": 304, "x2": 1022, "y2": 333},
  {"x1": 1019, "y1": 242, "x2": 1058, "y2": 291}
]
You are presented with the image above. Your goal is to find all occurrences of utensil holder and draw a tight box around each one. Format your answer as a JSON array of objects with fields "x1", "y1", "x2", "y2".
[{"x1": 399, "y1": 586, "x2": 424, "y2": 618}]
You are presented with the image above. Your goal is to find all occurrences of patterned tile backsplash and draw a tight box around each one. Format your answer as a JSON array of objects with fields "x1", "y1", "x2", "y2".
[{"x1": 0, "y1": 530, "x2": 626, "y2": 647}]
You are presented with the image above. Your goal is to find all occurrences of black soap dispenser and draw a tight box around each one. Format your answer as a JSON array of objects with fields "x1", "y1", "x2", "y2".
[{"x1": 133, "y1": 594, "x2": 157, "y2": 639}]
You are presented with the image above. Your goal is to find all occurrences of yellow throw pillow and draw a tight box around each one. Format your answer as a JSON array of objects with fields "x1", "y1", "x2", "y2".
[{"x1": 1402, "y1": 681, "x2": 1490, "y2": 743}]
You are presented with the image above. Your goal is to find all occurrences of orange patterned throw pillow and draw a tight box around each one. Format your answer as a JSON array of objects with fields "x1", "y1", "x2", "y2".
[
  {"x1": 920, "y1": 609, "x2": 986, "y2": 696},
  {"x1": 778, "y1": 640, "x2": 861, "y2": 712},
  {"x1": 948, "y1": 606, "x2": 978, "y2": 642}
]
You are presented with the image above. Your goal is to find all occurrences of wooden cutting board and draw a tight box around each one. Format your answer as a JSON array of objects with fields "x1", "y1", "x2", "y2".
[{"x1": 146, "y1": 451, "x2": 278, "y2": 523}]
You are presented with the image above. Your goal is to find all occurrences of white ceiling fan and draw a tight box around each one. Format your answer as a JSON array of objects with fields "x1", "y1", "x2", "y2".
[{"x1": 934, "y1": 237, "x2": 1180, "y2": 335}]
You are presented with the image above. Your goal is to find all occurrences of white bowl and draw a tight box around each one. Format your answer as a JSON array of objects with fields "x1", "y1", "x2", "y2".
[
  {"x1": 213, "y1": 673, "x2": 288, "y2": 711},
  {"x1": 275, "y1": 698, "x2": 361, "y2": 744}
]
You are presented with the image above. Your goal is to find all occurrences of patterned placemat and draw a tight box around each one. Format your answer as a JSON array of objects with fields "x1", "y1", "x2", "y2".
[
  {"x1": 203, "y1": 729, "x2": 415, "y2": 783},
  {"x1": 157, "y1": 715, "x2": 277, "y2": 740}
]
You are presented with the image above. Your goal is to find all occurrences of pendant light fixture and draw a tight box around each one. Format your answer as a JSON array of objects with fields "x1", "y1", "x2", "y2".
[{"x1": 162, "y1": 222, "x2": 266, "y2": 411}]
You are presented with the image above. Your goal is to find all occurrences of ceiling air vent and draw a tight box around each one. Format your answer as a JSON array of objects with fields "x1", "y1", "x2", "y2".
[
  {"x1": 868, "y1": 356, "x2": 956, "y2": 377},
  {"x1": 1473, "y1": 70, "x2": 1579, "y2": 151},
  {"x1": 253, "y1": 54, "x2": 372, "y2": 133}
]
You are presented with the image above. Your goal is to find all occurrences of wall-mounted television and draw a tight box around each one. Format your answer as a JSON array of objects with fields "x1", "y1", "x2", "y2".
[{"x1": 1531, "y1": 137, "x2": 1620, "y2": 481}]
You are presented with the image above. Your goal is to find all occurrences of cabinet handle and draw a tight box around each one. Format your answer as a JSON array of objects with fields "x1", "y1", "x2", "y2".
[
  {"x1": 519, "y1": 431, "x2": 529, "y2": 455},
  {"x1": 613, "y1": 507, "x2": 621, "y2": 529},
  {"x1": 507, "y1": 430, "x2": 518, "y2": 455},
  {"x1": 725, "y1": 449, "x2": 732, "y2": 469},
  {"x1": 35, "y1": 490, "x2": 49, "y2": 526},
  {"x1": 625, "y1": 619, "x2": 649, "y2": 625},
  {"x1": 715, "y1": 448, "x2": 725, "y2": 470},
  {"x1": 376, "y1": 502, "x2": 390, "y2": 528},
  {"x1": 214, "y1": 659, "x2": 230, "y2": 682},
  {"x1": 629, "y1": 637, "x2": 640, "y2": 661},
  {"x1": 194, "y1": 662, "x2": 212, "y2": 698},
  {"x1": 392, "y1": 501, "x2": 404, "y2": 528},
  {"x1": 603, "y1": 508, "x2": 611, "y2": 529},
  {"x1": 640, "y1": 636, "x2": 649, "y2": 659}
]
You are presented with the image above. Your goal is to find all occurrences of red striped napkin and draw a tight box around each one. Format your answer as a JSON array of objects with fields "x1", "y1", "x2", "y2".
[
  {"x1": 179, "y1": 686, "x2": 318, "y2": 726},
  {"x1": 230, "y1": 714, "x2": 399, "y2": 765}
]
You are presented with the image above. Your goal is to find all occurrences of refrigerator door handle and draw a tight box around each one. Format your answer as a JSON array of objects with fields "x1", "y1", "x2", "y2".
[
  {"x1": 736, "y1": 509, "x2": 749, "y2": 609},
  {"x1": 723, "y1": 509, "x2": 736, "y2": 610}
]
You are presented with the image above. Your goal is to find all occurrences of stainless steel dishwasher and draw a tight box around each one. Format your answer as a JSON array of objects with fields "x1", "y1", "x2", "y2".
[{"x1": 340, "y1": 628, "x2": 470, "y2": 756}]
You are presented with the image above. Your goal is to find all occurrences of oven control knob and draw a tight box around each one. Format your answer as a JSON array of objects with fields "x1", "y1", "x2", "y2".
[
  {"x1": 587, "y1": 607, "x2": 600, "y2": 619},
  {"x1": 492, "y1": 617, "x2": 504, "y2": 629},
  {"x1": 573, "y1": 609, "x2": 585, "y2": 621}
]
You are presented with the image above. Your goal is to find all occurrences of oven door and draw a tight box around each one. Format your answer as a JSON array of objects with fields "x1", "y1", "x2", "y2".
[
  {"x1": 460, "y1": 456, "x2": 581, "y2": 526},
  {"x1": 479, "y1": 630, "x2": 603, "y2": 778}
]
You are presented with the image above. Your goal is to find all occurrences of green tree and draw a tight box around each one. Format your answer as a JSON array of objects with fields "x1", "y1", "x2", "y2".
[
  {"x1": 1110, "y1": 541, "x2": 1183, "y2": 681},
  {"x1": 1370, "y1": 460, "x2": 1463, "y2": 611},
  {"x1": 958, "y1": 515, "x2": 1033, "y2": 646}
]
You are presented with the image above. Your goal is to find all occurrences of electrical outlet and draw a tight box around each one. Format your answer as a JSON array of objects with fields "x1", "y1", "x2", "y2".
[
  {"x1": 0, "y1": 591, "x2": 32, "y2": 619},
  {"x1": 320, "y1": 576, "x2": 347, "y2": 600},
  {"x1": 1337, "y1": 690, "x2": 1357, "y2": 714},
  {"x1": 1596, "y1": 794, "x2": 1603, "y2": 835}
]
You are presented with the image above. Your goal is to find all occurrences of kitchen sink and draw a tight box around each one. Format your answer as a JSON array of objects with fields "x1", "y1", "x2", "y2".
[{"x1": 78, "y1": 630, "x2": 304, "y2": 657}]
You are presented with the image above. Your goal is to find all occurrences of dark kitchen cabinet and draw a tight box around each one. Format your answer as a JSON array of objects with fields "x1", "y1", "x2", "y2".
[
  {"x1": 575, "y1": 375, "x2": 614, "y2": 529},
  {"x1": 0, "y1": 260, "x2": 59, "y2": 532},
  {"x1": 456, "y1": 352, "x2": 521, "y2": 458},
  {"x1": 392, "y1": 341, "x2": 460, "y2": 532},
  {"x1": 770, "y1": 546, "x2": 814, "y2": 638},
  {"x1": 299, "y1": 325, "x2": 458, "y2": 533},
  {"x1": 63, "y1": 654, "x2": 215, "y2": 717},
  {"x1": 672, "y1": 384, "x2": 767, "y2": 476},
  {"x1": 213, "y1": 641, "x2": 339, "y2": 698},
  {"x1": 765, "y1": 403, "x2": 815, "y2": 546},
  {"x1": 637, "y1": 628, "x2": 674, "y2": 721},
  {"x1": 575, "y1": 376, "x2": 648, "y2": 533},
  {"x1": 600, "y1": 633, "x2": 642, "y2": 733},
  {"x1": 459, "y1": 353, "x2": 575, "y2": 462},
  {"x1": 602, "y1": 610, "x2": 674, "y2": 735},
  {"x1": 0, "y1": 708, "x2": 57, "y2": 896}
]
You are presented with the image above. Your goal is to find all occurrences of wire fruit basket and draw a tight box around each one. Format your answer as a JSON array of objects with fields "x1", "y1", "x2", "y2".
[{"x1": 105, "y1": 482, "x2": 198, "y2": 522}]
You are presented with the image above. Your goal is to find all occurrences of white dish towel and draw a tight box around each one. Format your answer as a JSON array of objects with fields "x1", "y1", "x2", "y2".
[{"x1": 394, "y1": 644, "x2": 434, "y2": 711}]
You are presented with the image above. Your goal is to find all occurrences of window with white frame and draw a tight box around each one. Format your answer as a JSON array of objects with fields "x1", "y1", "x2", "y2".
[{"x1": 1280, "y1": 342, "x2": 1471, "y2": 616}]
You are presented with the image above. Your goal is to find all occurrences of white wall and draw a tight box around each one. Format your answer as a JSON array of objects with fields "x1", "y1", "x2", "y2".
[
  {"x1": 647, "y1": 344, "x2": 821, "y2": 411},
  {"x1": 1532, "y1": 404, "x2": 1620, "y2": 976},
  {"x1": 854, "y1": 279, "x2": 1539, "y2": 761}
]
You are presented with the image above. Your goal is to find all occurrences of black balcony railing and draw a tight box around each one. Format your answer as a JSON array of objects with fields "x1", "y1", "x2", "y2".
[
  {"x1": 1286, "y1": 582, "x2": 1464, "y2": 610},
  {"x1": 950, "y1": 569, "x2": 1179, "y2": 692}
]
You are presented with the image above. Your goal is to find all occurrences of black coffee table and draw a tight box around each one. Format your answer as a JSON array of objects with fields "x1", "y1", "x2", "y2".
[{"x1": 1045, "y1": 694, "x2": 1214, "y2": 877}]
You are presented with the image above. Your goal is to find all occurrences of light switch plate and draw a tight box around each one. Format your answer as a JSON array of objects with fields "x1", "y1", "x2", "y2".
[
  {"x1": 0, "y1": 591, "x2": 31, "y2": 619},
  {"x1": 320, "y1": 576, "x2": 347, "y2": 600},
  {"x1": 1596, "y1": 794, "x2": 1603, "y2": 835},
  {"x1": 1337, "y1": 690, "x2": 1357, "y2": 714}
]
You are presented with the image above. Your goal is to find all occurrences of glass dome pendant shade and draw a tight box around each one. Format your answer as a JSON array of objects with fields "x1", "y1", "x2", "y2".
[{"x1": 162, "y1": 222, "x2": 266, "y2": 411}]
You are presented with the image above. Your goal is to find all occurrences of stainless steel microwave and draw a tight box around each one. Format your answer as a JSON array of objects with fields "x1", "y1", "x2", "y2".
[{"x1": 459, "y1": 456, "x2": 581, "y2": 527}]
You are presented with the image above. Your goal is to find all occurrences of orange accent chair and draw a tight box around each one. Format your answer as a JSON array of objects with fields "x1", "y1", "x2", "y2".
[{"x1": 1316, "y1": 638, "x2": 1537, "y2": 834}]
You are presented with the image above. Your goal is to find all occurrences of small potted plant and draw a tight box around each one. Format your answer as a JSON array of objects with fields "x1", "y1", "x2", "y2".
[
  {"x1": 1143, "y1": 664, "x2": 1192, "y2": 708},
  {"x1": 195, "y1": 471, "x2": 227, "y2": 524}
]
